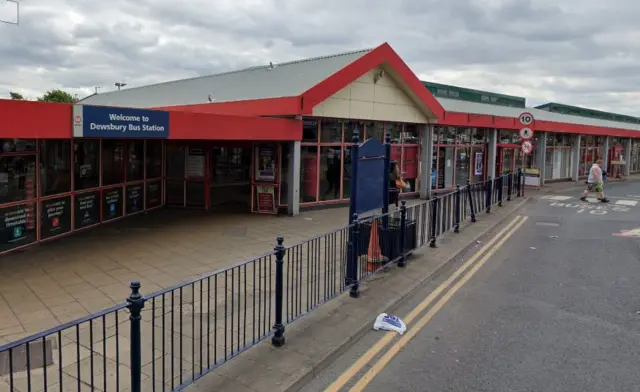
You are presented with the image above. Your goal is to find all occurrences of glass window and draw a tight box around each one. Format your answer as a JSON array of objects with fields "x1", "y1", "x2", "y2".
[
  {"x1": 387, "y1": 123, "x2": 402, "y2": 144},
  {"x1": 301, "y1": 146, "x2": 319, "y2": 203},
  {"x1": 0, "y1": 155, "x2": 37, "y2": 204},
  {"x1": 40, "y1": 140, "x2": 71, "y2": 196},
  {"x1": 442, "y1": 127, "x2": 456, "y2": 145},
  {"x1": 403, "y1": 124, "x2": 419, "y2": 144},
  {"x1": 126, "y1": 140, "x2": 144, "y2": 182},
  {"x1": 302, "y1": 119, "x2": 319, "y2": 142},
  {"x1": 499, "y1": 130, "x2": 512, "y2": 144},
  {"x1": 320, "y1": 119, "x2": 342, "y2": 143},
  {"x1": 455, "y1": 147, "x2": 470, "y2": 185},
  {"x1": 1, "y1": 139, "x2": 36, "y2": 153},
  {"x1": 319, "y1": 147, "x2": 341, "y2": 201},
  {"x1": 74, "y1": 140, "x2": 99, "y2": 191},
  {"x1": 344, "y1": 120, "x2": 364, "y2": 144},
  {"x1": 433, "y1": 126, "x2": 443, "y2": 144},
  {"x1": 471, "y1": 128, "x2": 486, "y2": 144},
  {"x1": 458, "y1": 128, "x2": 471, "y2": 145},
  {"x1": 366, "y1": 122, "x2": 385, "y2": 141},
  {"x1": 146, "y1": 140, "x2": 163, "y2": 179},
  {"x1": 437, "y1": 146, "x2": 455, "y2": 188},
  {"x1": 279, "y1": 143, "x2": 290, "y2": 205},
  {"x1": 212, "y1": 147, "x2": 250, "y2": 184},
  {"x1": 166, "y1": 145, "x2": 186, "y2": 178},
  {"x1": 102, "y1": 140, "x2": 124, "y2": 186}
]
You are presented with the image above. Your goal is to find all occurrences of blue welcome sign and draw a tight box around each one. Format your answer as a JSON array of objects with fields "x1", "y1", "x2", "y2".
[{"x1": 73, "y1": 105, "x2": 170, "y2": 138}]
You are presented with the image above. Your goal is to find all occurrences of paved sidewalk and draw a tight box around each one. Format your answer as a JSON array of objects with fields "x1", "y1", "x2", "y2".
[{"x1": 0, "y1": 202, "x2": 419, "y2": 345}]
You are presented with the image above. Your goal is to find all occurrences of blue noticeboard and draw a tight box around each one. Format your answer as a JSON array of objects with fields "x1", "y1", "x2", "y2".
[
  {"x1": 355, "y1": 138, "x2": 386, "y2": 215},
  {"x1": 73, "y1": 105, "x2": 170, "y2": 138}
]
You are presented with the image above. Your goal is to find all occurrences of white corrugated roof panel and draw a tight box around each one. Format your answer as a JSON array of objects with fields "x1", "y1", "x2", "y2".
[
  {"x1": 437, "y1": 98, "x2": 640, "y2": 132},
  {"x1": 79, "y1": 49, "x2": 372, "y2": 108}
]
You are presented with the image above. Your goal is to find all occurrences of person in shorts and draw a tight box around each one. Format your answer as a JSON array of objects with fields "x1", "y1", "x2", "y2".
[{"x1": 580, "y1": 159, "x2": 609, "y2": 203}]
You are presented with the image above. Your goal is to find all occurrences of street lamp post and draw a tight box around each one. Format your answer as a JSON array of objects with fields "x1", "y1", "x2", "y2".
[{"x1": 115, "y1": 82, "x2": 127, "y2": 91}]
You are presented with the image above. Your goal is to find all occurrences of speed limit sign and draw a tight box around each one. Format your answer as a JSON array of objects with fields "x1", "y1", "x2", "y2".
[
  {"x1": 518, "y1": 112, "x2": 534, "y2": 126},
  {"x1": 521, "y1": 140, "x2": 534, "y2": 155}
]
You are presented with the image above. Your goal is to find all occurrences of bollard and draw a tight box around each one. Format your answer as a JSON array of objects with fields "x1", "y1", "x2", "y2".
[
  {"x1": 350, "y1": 213, "x2": 360, "y2": 298},
  {"x1": 507, "y1": 172, "x2": 513, "y2": 201},
  {"x1": 430, "y1": 197, "x2": 438, "y2": 248},
  {"x1": 498, "y1": 175, "x2": 504, "y2": 207},
  {"x1": 467, "y1": 179, "x2": 477, "y2": 223},
  {"x1": 272, "y1": 236, "x2": 286, "y2": 347},
  {"x1": 398, "y1": 201, "x2": 407, "y2": 267},
  {"x1": 454, "y1": 185, "x2": 461, "y2": 233},
  {"x1": 517, "y1": 168, "x2": 522, "y2": 197},
  {"x1": 485, "y1": 176, "x2": 492, "y2": 213},
  {"x1": 127, "y1": 281, "x2": 145, "y2": 392}
]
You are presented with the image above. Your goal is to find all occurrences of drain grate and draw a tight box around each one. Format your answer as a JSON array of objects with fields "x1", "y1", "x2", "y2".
[{"x1": 0, "y1": 339, "x2": 54, "y2": 376}]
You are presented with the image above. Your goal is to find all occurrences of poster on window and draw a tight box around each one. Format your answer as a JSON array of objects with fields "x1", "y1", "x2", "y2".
[
  {"x1": 1, "y1": 203, "x2": 37, "y2": 252},
  {"x1": 102, "y1": 187, "x2": 123, "y2": 221},
  {"x1": 255, "y1": 145, "x2": 276, "y2": 182},
  {"x1": 146, "y1": 181, "x2": 162, "y2": 209},
  {"x1": 74, "y1": 191, "x2": 100, "y2": 229},
  {"x1": 186, "y1": 148, "x2": 205, "y2": 178},
  {"x1": 126, "y1": 184, "x2": 144, "y2": 215},
  {"x1": 256, "y1": 185, "x2": 276, "y2": 214},
  {"x1": 474, "y1": 152, "x2": 484, "y2": 176},
  {"x1": 40, "y1": 196, "x2": 72, "y2": 240}
]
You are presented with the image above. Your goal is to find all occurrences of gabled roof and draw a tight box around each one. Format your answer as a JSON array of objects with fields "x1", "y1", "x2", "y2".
[
  {"x1": 78, "y1": 43, "x2": 445, "y2": 121},
  {"x1": 78, "y1": 49, "x2": 373, "y2": 108}
]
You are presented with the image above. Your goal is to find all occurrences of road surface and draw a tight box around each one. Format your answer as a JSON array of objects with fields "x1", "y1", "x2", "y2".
[{"x1": 300, "y1": 181, "x2": 640, "y2": 392}]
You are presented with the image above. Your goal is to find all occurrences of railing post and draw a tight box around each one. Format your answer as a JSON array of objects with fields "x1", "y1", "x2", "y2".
[
  {"x1": 272, "y1": 236, "x2": 286, "y2": 347},
  {"x1": 454, "y1": 185, "x2": 461, "y2": 233},
  {"x1": 507, "y1": 173, "x2": 513, "y2": 201},
  {"x1": 350, "y1": 213, "x2": 360, "y2": 298},
  {"x1": 498, "y1": 175, "x2": 504, "y2": 207},
  {"x1": 127, "y1": 281, "x2": 145, "y2": 392},
  {"x1": 398, "y1": 201, "x2": 407, "y2": 268},
  {"x1": 517, "y1": 168, "x2": 522, "y2": 197},
  {"x1": 485, "y1": 176, "x2": 493, "y2": 213},
  {"x1": 467, "y1": 179, "x2": 476, "y2": 223},
  {"x1": 519, "y1": 168, "x2": 525, "y2": 197},
  {"x1": 429, "y1": 197, "x2": 438, "y2": 248}
]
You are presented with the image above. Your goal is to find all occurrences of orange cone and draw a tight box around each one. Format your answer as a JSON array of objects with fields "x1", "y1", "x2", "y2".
[{"x1": 366, "y1": 219, "x2": 386, "y2": 272}]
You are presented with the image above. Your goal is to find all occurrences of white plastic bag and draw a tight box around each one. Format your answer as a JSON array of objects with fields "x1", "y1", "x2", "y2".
[{"x1": 373, "y1": 313, "x2": 407, "y2": 335}]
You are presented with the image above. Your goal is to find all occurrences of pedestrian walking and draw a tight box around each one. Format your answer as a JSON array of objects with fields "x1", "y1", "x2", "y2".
[{"x1": 580, "y1": 159, "x2": 609, "y2": 203}]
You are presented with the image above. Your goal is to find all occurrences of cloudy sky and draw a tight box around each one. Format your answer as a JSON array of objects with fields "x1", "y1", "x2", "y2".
[{"x1": 1, "y1": 0, "x2": 639, "y2": 114}]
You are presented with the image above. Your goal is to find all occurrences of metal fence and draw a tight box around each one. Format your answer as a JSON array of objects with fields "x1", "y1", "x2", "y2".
[{"x1": 0, "y1": 171, "x2": 524, "y2": 392}]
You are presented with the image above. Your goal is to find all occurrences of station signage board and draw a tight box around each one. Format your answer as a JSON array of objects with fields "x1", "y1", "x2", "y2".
[{"x1": 73, "y1": 105, "x2": 170, "y2": 138}]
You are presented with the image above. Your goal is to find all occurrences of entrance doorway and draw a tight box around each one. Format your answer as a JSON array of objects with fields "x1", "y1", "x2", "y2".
[
  {"x1": 165, "y1": 143, "x2": 208, "y2": 209},
  {"x1": 209, "y1": 146, "x2": 252, "y2": 212},
  {"x1": 496, "y1": 146, "x2": 517, "y2": 175}
]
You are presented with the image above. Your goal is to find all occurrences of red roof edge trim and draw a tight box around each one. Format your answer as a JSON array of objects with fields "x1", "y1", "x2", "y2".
[{"x1": 300, "y1": 43, "x2": 445, "y2": 120}]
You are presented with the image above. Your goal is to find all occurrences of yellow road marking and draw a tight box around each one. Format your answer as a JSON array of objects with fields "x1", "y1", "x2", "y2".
[
  {"x1": 349, "y1": 215, "x2": 528, "y2": 391},
  {"x1": 324, "y1": 215, "x2": 526, "y2": 392}
]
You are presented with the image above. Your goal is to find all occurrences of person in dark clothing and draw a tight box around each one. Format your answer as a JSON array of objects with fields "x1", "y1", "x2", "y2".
[
  {"x1": 389, "y1": 161, "x2": 402, "y2": 208},
  {"x1": 324, "y1": 154, "x2": 340, "y2": 199}
]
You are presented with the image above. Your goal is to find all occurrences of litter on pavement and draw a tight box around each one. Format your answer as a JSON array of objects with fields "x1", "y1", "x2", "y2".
[{"x1": 373, "y1": 313, "x2": 407, "y2": 335}]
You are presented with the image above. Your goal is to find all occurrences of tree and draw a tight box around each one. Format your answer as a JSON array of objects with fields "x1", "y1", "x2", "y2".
[
  {"x1": 9, "y1": 92, "x2": 24, "y2": 100},
  {"x1": 37, "y1": 89, "x2": 77, "y2": 103}
]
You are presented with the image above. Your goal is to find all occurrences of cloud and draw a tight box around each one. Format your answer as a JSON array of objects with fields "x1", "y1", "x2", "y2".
[{"x1": 1, "y1": 0, "x2": 639, "y2": 116}]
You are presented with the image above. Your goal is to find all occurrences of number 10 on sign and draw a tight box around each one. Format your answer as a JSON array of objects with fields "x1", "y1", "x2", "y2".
[{"x1": 521, "y1": 140, "x2": 533, "y2": 155}]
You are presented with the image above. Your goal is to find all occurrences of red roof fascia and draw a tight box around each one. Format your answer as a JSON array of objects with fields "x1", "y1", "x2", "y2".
[
  {"x1": 300, "y1": 42, "x2": 445, "y2": 120},
  {"x1": 442, "y1": 110, "x2": 640, "y2": 138},
  {"x1": 156, "y1": 96, "x2": 302, "y2": 117},
  {"x1": 0, "y1": 99, "x2": 72, "y2": 138},
  {"x1": 169, "y1": 111, "x2": 301, "y2": 141}
]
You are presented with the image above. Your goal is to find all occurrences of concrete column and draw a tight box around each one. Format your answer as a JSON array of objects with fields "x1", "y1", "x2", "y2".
[
  {"x1": 419, "y1": 124, "x2": 434, "y2": 199},
  {"x1": 287, "y1": 141, "x2": 301, "y2": 215},
  {"x1": 536, "y1": 132, "x2": 547, "y2": 185},
  {"x1": 570, "y1": 134, "x2": 581, "y2": 182},
  {"x1": 487, "y1": 128, "x2": 497, "y2": 179},
  {"x1": 602, "y1": 136, "x2": 610, "y2": 169},
  {"x1": 625, "y1": 138, "x2": 632, "y2": 176}
]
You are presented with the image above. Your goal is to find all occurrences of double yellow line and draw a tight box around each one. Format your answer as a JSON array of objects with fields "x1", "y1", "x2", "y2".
[{"x1": 324, "y1": 215, "x2": 529, "y2": 392}]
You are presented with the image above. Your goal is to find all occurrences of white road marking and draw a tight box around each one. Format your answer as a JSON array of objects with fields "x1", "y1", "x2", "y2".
[
  {"x1": 586, "y1": 197, "x2": 599, "y2": 203},
  {"x1": 615, "y1": 199, "x2": 638, "y2": 206},
  {"x1": 548, "y1": 195, "x2": 573, "y2": 201}
]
